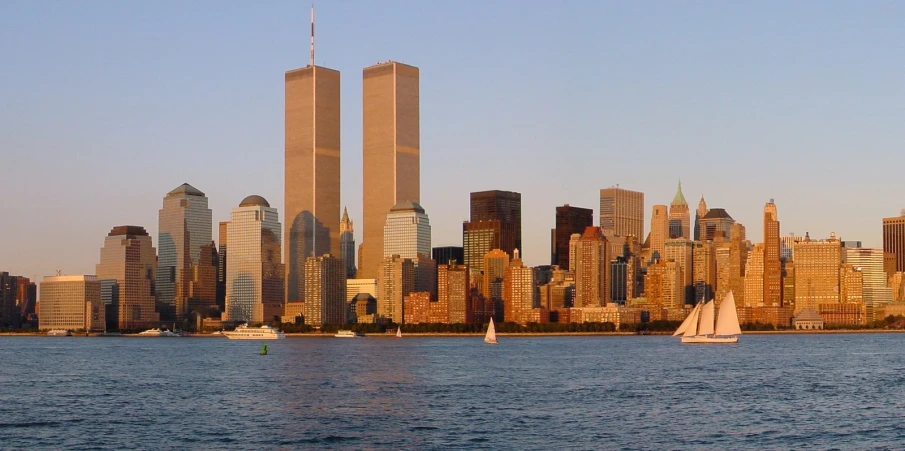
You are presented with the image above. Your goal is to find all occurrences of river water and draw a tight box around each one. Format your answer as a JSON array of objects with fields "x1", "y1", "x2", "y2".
[{"x1": 1, "y1": 334, "x2": 904, "y2": 450}]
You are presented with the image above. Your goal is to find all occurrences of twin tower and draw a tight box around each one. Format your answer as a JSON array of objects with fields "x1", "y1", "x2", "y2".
[{"x1": 284, "y1": 60, "x2": 420, "y2": 302}]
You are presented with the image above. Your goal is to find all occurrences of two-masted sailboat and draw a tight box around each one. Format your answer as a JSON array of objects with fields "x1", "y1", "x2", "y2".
[
  {"x1": 484, "y1": 317, "x2": 498, "y2": 344},
  {"x1": 674, "y1": 290, "x2": 742, "y2": 344}
]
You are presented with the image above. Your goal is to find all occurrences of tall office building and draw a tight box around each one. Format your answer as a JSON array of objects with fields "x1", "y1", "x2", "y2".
[
  {"x1": 482, "y1": 249, "x2": 510, "y2": 300},
  {"x1": 225, "y1": 196, "x2": 284, "y2": 324},
  {"x1": 503, "y1": 250, "x2": 535, "y2": 323},
  {"x1": 763, "y1": 200, "x2": 782, "y2": 307},
  {"x1": 340, "y1": 207, "x2": 356, "y2": 278},
  {"x1": 700, "y1": 208, "x2": 736, "y2": 241},
  {"x1": 0, "y1": 273, "x2": 19, "y2": 327},
  {"x1": 463, "y1": 220, "x2": 501, "y2": 285},
  {"x1": 694, "y1": 196, "x2": 708, "y2": 241},
  {"x1": 303, "y1": 254, "x2": 347, "y2": 327},
  {"x1": 383, "y1": 201, "x2": 431, "y2": 259},
  {"x1": 649, "y1": 205, "x2": 669, "y2": 261},
  {"x1": 439, "y1": 262, "x2": 470, "y2": 324},
  {"x1": 668, "y1": 181, "x2": 690, "y2": 239},
  {"x1": 572, "y1": 227, "x2": 609, "y2": 307},
  {"x1": 552, "y1": 204, "x2": 593, "y2": 270},
  {"x1": 729, "y1": 223, "x2": 748, "y2": 307},
  {"x1": 377, "y1": 255, "x2": 415, "y2": 324},
  {"x1": 157, "y1": 183, "x2": 213, "y2": 321},
  {"x1": 693, "y1": 240, "x2": 716, "y2": 302},
  {"x1": 600, "y1": 186, "x2": 644, "y2": 239},
  {"x1": 38, "y1": 275, "x2": 105, "y2": 331},
  {"x1": 470, "y1": 190, "x2": 521, "y2": 257},
  {"x1": 96, "y1": 226, "x2": 160, "y2": 329},
  {"x1": 360, "y1": 61, "x2": 420, "y2": 279},
  {"x1": 843, "y1": 247, "x2": 893, "y2": 322},
  {"x1": 781, "y1": 234, "x2": 797, "y2": 261},
  {"x1": 665, "y1": 238, "x2": 694, "y2": 304},
  {"x1": 882, "y1": 211, "x2": 905, "y2": 272},
  {"x1": 432, "y1": 246, "x2": 464, "y2": 266},
  {"x1": 285, "y1": 46, "x2": 341, "y2": 304},
  {"x1": 744, "y1": 243, "x2": 765, "y2": 308},
  {"x1": 217, "y1": 221, "x2": 228, "y2": 309},
  {"x1": 793, "y1": 233, "x2": 842, "y2": 314}
]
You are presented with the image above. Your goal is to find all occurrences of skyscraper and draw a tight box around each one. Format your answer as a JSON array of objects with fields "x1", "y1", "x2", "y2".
[
  {"x1": 763, "y1": 199, "x2": 782, "y2": 307},
  {"x1": 157, "y1": 183, "x2": 213, "y2": 321},
  {"x1": 217, "y1": 221, "x2": 228, "y2": 309},
  {"x1": 432, "y1": 246, "x2": 464, "y2": 266},
  {"x1": 38, "y1": 275, "x2": 105, "y2": 331},
  {"x1": 729, "y1": 223, "x2": 748, "y2": 307},
  {"x1": 439, "y1": 262, "x2": 470, "y2": 324},
  {"x1": 694, "y1": 196, "x2": 708, "y2": 241},
  {"x1": 96, "y1": 226, "x2": 159, "y2": 330},
  {"x1": 649, "y1": 205, "x2": 668, "y2": 261},
  {"x1": 572, "y1": 227, "x2": 609, "y2": 307},
  {"x1": 503, "y1": 250, "x2": 535, "y2": 324},
  {"x1": 482, "y1": 249, "x2": 510, "y2": 301},
  {"x1": 668, "y1": 181, "x2": 690, "y2": 239},
  {"x1": 463, "y1": 220, "x2": 501, "y2": 287},
  {"x1": 340, "y1": 207, "x2": 356, "y2": 278},
  {"x1": 285, "y1": 46, "x2": 341, "y2": 304},
  {"x1": 360, "y1": 61, "x2": 420, "y2": 279},
  {"x1": 665, "y1": 238, "x2": 694, "y2": 304},
  {"x1": 225, "y1": 196, "x2": 284, "y2": 324},
  {"x1": 303, "y1": 254, "x2": 346, "y2": 327},
  {"x1": 377, "y1": 255, "x2": 415, "y2": 324},
  {"x1": 744, "y1": 243, "x2": 765, "y2": 308},
  {"x1": 383, "y1": 201, "x2": 431, "y2": 260},
  {"x1": 552, "y1": 204, "x2": 593, "y2": 270},
  {"x1": 693, "y1": 240, "x2": 716, "y2": 302},
  {"x1": 882, "y1": 211, "x2": 905, "y2": 272},
  {"x1": 793, "y1": 233, "x2": 841, "y2": 314},
  {"x1": 700, "y1": 208, "x2": 736, "y2": 241},
  {"x1": 843, "y1": 247, "x2": 893, "y2": 323},
  {"x1": 470, "y1": 190, "x2": 522, "y2": 257},
  {"x1": 599, "y1": 186, "x2": 644, "y2": 239}
]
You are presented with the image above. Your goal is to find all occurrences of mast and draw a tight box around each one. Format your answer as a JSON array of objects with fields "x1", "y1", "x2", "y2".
[{"x1": 309, "y1": 5, "x2": 315, "y2": 66}]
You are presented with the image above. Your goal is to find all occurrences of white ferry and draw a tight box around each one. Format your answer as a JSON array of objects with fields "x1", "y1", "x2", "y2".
[
  {"x1": 137, "y1": 328, "x2": 180, "y2": 337},
  {"x1": 334, "y1": 330, "x2": 362, "y2": 338},
  {"x1": 46, "y1": 329, "x2": 71, "y2": 337},
  {"x1": 223, "y1": 324, "x2": 285, "y2": 340}
]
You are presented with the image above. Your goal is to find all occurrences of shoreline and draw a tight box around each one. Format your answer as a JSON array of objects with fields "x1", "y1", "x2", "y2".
[{"x1": 6, "y1": 329, "x2": 905, "y2": 337}]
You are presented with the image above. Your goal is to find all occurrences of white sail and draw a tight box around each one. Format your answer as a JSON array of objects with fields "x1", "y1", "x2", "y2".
[
  {"x1": 682, "y1": 303, "x2": 702, "y2": 337},
  {"x1": 484, "y1": 317, "x2": 498, "y2": 344},
  {"x1": 396, "y1": 327, "x2": 402, "y2": 338},
  {"x1": 714, "y1": 290, "x2": 742, "y2": 336},
  {"x1": 673, "y1": 303, "x2": 701, "y2": 336},
  {"x1": 698, "y1": 300, "x2": 715, "y2": 336}
]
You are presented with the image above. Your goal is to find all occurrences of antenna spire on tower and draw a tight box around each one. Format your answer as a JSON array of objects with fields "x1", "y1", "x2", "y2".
[{"x1": 309, "y1": 5, "x2": 315, "y2": 66}]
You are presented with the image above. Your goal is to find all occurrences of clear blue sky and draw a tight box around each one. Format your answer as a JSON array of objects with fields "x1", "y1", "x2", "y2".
[{"x1": 2, "y1": 0, "x2": 904, "y2": 280}]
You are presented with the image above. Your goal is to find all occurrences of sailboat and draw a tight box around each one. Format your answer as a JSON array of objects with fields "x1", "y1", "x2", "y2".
[
  {"x1": 484, "y1": 317, "x2": 498, "y2": 344},
  {"x1": 673, "y1": 290, "x2": 742, "y2": 344},
  {"x1": 395, "y1": 326, "x2": 402, "y2": 338}
]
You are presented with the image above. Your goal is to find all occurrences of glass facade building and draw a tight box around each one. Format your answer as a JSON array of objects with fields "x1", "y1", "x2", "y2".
[
  {"x1": 383, "y1": 201, "x2": 431, "y2": 260},
  {"x1": 96, "y1": 226, "x2": 160, "y2": 330}
]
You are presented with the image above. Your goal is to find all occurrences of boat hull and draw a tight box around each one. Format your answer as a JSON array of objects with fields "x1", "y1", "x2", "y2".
[
  {"x1": 681, "y1": 336, "x2": 738, "y2": 344},
  {"x1": 223, "y1": 334, "x2": 285, "y2": 340},
  {"x1": 484, "y1": 339, "x2": 498, "y2": 344}
]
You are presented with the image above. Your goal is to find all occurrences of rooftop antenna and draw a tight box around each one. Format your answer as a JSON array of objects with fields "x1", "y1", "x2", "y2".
[{"x1": 309, "y1": 5, "x2": 315, "y2": 66}]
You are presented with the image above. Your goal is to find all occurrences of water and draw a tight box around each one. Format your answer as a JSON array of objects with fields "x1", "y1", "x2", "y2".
[{"x1": 2, "y1": 334, "x2": 905, "y2": 450}]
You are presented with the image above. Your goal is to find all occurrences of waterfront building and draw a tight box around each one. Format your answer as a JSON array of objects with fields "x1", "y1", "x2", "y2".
[
  {"x1": 217, "y1": 221, "x2": 228, "y2": 309},
  {"x1": 0, "y1": 273, "x2": 23, "y2": 327},
  {"x1": 552, "y1": 205, "x2": 593, "y2": 269},
  {"x1": 383, "y1": 201, "x2": 431, "y2": 260},
  {"x1": 714, "y1": 234, "x2": 732, "y2": 304},
  {"x1": 792, "y1": 233, "x2": 841, "y2": 314},
  {"x1": 693, "y1": 196, "x2": 708, "y2": 241},
  {"x1": 644, "y1": 261, "x2": 683, "y2": 310},
  {"x1": 224, "y1": 196, "x2": 284, "y2": 324},
  {"x1": 463, "y1": 220, "x2": 501, "y2": 287},
  {"x1": 700, "y1": 208, "x2": 735, "y2": 241},
  {"x1": 439, "y1": 262, "x2": 470, "y2": 323},
  {"x1": 882, "y1": 211, "x2": 905, "y2": 273},
  {"x1": 744, "y1": 243, "x2": 765, "y2": 308},
  {"x1": 665, "y1": 238, "x2": 694, "y2": 304},
  {"x1": 539, "y1": 269, "x2": 575, "y2": 310},
  {"x1": 763, "y1": 200, "x2": 782, "y2": 307},
  {"x1": 360, "y1": 61, "x2": 420, "y2": 279},
  {"x1": 572, "y1": 227, "x2": 609, "y2": 307},
  {"x1": 482, "y1": 249, "x2": 510, "y2": 302},
  {"x1": 157, "y1": 183, "x2": 214, "y2": 321},
  {"x1": 403, "y1": 292, "x2": 432, "y2": 324},
  {"x1": 350, "y1": 293, "x2": 377, "y2": 323},
  {"x1": 377, "y1": 255, "x2": 414, "y2": 324},
  {"x1": 729, "y1": 223, "x2": 748, "y2": 307},
  {"x1": 668, "y1": 181, "x2": 690, "y2": 239},
  {"x1": 432, "y1": 246, "x2": 464, "y2": 266},
  {"x1": 38, "y1": 275, "x2": 104, "y2": 331},
  {"x1": 649, "y1": 205, "x2": 668, "y2": 261},
  {"x1": 503, "y1": 250, "x2": 535, "y2": 324},
  {"x1": 793, "y1": 308, "x2": 824, "y2": 330},
  {"x1": 96, "y1": 226, "x2": 159, "y2": 330},
  {"x1": 340, "y1": 207, "x2": 356, "y2": 278},
  {"x1": 470, "y1": 190, "x2": 522, "y2": 257},
  {"x1": 843, "y1": 247, "x2": 893, "y2": 323},
  {"x1": 599, "y1": 186, "x2": 644, "y2": 239},
  {"x1": 693, "y1": 240, "x2": 716, "y2": 302},
  {"x1": 303, "y1": 254, "x2": 346, "y2": 327}
]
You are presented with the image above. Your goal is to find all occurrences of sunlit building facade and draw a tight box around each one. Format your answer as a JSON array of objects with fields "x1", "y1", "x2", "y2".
[
  {"x1": 96, "y1": 226, "x2": 160, "y2": 330},
  {"x1": 38, "y1": 275, "x2": 105, "y2": 331}
]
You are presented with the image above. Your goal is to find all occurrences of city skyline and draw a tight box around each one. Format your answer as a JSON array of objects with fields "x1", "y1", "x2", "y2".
[{"x1": 3, "y1": 2, "x2": 905, "y2": 280}]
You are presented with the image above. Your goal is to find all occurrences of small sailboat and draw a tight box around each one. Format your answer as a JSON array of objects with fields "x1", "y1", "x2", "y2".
[
  {"x1": 484, "y1": 317, "x2": 498, "y2": 344},
  {"x1": 395, "y1": 326, "x2": 402, "y2": 338},
  {"x1": 674, "y1": 290, "x2": 742, "y2": 344}
]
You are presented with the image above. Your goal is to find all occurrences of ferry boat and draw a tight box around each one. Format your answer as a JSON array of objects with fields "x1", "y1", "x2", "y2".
[
  {"x1": 46, "y1": 329, "x2": 71, "y2": 337},
  {"x1": 137, "y1": 328, "x2": 180, "y2": 337},
  {"x1": 334, "y1": 330, "x2": 362, "y2": 338},
  {"x1": 223, "y1": 324, "x2": 285, "y2": 340}
]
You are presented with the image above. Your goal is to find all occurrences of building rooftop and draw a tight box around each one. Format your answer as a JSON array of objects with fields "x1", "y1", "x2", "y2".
[
  {"x1": 794, "y1": 308, "x2": 823, "y2": 322},
  {"x1": 239, "y1": 195, "x2": 270, "y2": 208},
  {"x1": 701, "y1": 208, "x2": 733, "y2": 220},
  {"x1": 167, "y1": 183, "x2": 205, "y2": 198},
  {"x1": 41, "y1": 275, "x2": 98, "y2": 283},
  {"x1": 390, "y1": 200, "x2": 425, "y2": 213},
  {"x1": 108, "y1": 226, "x2": 149, "y2": 237}
]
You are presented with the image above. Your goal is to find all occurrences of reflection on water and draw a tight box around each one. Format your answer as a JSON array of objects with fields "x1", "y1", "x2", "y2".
[{"x1": 2, "y1": 334, "x2": 905, "y2": 449}]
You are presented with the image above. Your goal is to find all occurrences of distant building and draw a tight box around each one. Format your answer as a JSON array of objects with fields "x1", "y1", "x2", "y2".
[
  {"x1": 303, "y1": 254, "x2": 346, "y2": 327},
  {"x1": 882, "y1": 211, "x2": 905, "y2": 273},
  {"x1": 649, "y1": 205, "x2": 668, "y2": 261},
  {"x1": 503, "y1": 250, "x2": 535, "y2": 324},
  {"x1": 470, "y1": 190, "x2": 522, "y2": 257},
  {"x1": 0, "y1": 272, "x2": 23, "y2": 327},
  {"x1": 700, "y1": 208, "x2": 736, "y2": 241},
  {"x1": 340, "y1": 207, "x2": 356, "y2": 278},
  {"x1": 843, "y1": 247, "x2": 892, "y2": 323},
  {"x1": 38, "y1": 275, "x2": 105, "y2": 331},
  {"x1": 668, "y1": 181, "x2": 690, "y2": 239},
  {"x1": 96, "y1": 226, "x2": 160, "y2": 330},
  {"x1": 744, "y1": 243, "x2": 765, "y2": 308},
  {"x1": 665, "y1": 238, "x2": 694, "y2": 304},
  {"x1": 572, "y1": 227, "x2": 609, "y2": 307},
  {"x1": 224, "y1": 195, "x2": 284, "y2": 324},
  {"x1": 693, "y1": 196, "x2": 708, "y2": 241},
  {"x1": 217, "y1": 221, "x2": 228, "y2": 309},
  {"x1": 599, "y1": 186, "x2": 644, "y2": 239},
  {"x1": 693, "y1": 240, "x2": 716, "y2": 302},
  {"x1": 432, "y1": 246, "x2": 464, "y2": 266},
  {"x1": 439, "y1": 262, "x2": 470, "y2": 324},
  {"x1": 792, "y1": 233, "x2": 841, "y2": 315},
  {"x1": 377, "y1": 255, "x2": 415, "y2": 324},
  {"x1": 552, "y1": 204, "x2": 593, "y2": 270},
  {"x1": 463, "y1": 220, "x2": 501, "y2": 288},
  {"x1": 763, "y1": 200, "x2": 782, "y2": 307}
]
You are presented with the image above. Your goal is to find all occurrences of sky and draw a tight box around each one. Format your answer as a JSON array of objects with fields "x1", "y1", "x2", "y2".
[{"x1": 2, "y1": 1, "x2": 904, "y2": 281}]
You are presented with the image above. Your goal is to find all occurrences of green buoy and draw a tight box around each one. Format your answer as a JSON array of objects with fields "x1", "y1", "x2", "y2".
[{"x1": 260, "y1": 344, "x2": 268, "y2": 355}]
